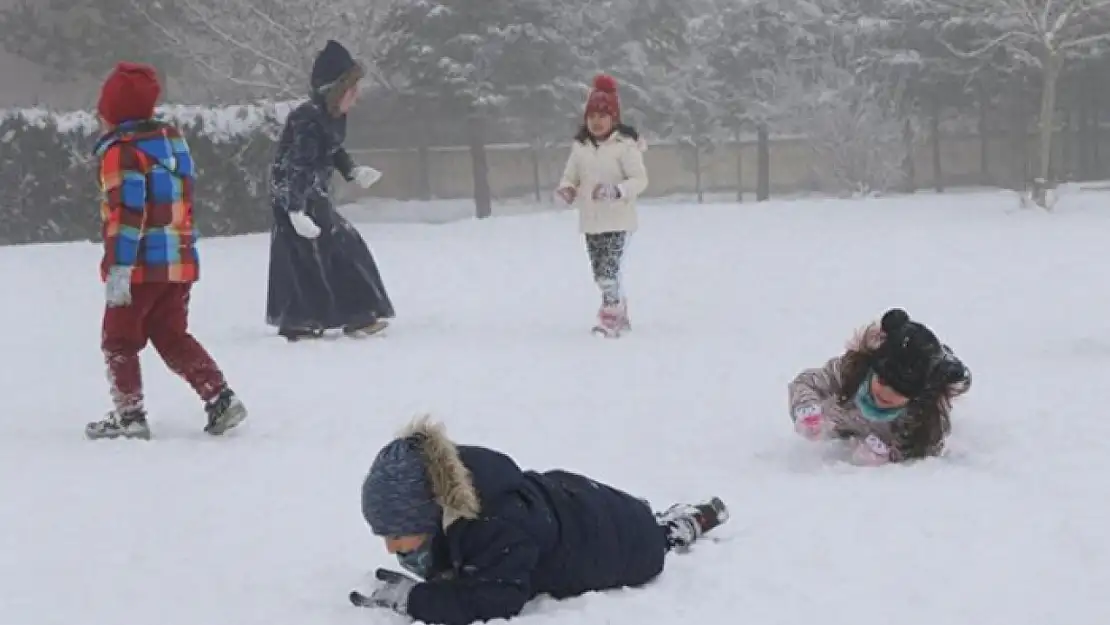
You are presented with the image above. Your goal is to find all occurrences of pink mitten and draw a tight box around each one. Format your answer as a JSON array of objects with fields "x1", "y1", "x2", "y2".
[
  {"x1": 793, "y1": 404, "x2": 834, "y2": 440},
  {"x1": 848, "y1": 434, "x2": 891, "y2": 466},
  {"x1": 592, "y1": 183, "x2": 621, "y2": 201},
  {"x1": 556, "y1": 186, "x2": 576, "y2": 204}
]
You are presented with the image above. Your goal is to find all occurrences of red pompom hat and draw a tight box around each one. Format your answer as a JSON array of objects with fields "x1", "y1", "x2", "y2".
[
  {"x1": 97, "y1": 62, "x2": 162, "y2": 126},
  {"x1": 584, "y1": 74, "x2": 620, "y2": 123}
]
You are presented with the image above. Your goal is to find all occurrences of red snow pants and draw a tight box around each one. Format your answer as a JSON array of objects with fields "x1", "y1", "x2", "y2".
[{"x1": 101, "y1": 282, "x2": 226, "y2": 412}]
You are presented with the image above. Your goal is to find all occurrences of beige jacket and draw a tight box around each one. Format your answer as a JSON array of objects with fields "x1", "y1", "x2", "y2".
[{"x1": 557, "y1": 130, "x2": 648, "y2": 234}]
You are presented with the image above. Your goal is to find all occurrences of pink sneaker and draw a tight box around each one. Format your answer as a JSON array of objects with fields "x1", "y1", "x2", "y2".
[
  {"x1": 593, "y1": 303, "x2": 625, "y2": 337},
  {"x1": 614, "y1": 299, "x2": 630, "y2": 331}
]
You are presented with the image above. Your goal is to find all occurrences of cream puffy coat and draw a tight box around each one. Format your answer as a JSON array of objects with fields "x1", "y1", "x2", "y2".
[{"x1": 557, "y1": 129, "x2": 649, "y2": 234}]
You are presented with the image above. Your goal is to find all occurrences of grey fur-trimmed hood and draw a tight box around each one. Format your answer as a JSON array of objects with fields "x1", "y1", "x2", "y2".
[{"x1": 398, "y1": 416, "x2": 482, "y2": 528}]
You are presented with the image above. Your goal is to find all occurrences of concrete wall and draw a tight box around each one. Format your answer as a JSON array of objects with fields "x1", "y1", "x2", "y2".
[{"x1": 338, "y1": 133, "x2": 1077, "y2": 203}]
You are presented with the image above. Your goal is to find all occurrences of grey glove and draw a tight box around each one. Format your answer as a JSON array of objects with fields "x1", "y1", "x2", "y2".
[
  {"x1": 366, "y1": 568, "x2": 417, "y2": 615},
  {"x1": 105, "y1": 266, "x2": 133, "y2": 307}
]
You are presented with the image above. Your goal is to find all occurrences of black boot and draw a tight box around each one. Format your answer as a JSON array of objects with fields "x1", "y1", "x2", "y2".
[
  {"x1": 343, "y1": 318, "x2": 389, "y2": 338},
  {"x1": 85, "y1": 408, "x2": 151, "y2": 440},
  {"x1": 204, "y1": 387, "x2": 248, "y2": 435},
  {"x1": 657, "y1": 497, "x2": 729, "y2": 550},
  {"x1": 279, "y1": 326, "x2": 324, "y2": 342}
]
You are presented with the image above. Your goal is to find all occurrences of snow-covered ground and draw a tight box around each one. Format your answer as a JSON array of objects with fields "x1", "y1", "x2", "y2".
[{"x1": 2, "y1": 188, "x2": 1108, "y2": 625}]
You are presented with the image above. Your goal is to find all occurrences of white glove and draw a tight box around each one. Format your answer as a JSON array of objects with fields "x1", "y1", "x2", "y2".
[
  {"x1": 288, "y1": 210, "x2": 321, "y2": 239},
  {"x1": 105, "y1": 265, "x2": 133, "y2": 307},
  {"x1": 352, "y1": 166, "x2": 382, "y2": 189}
]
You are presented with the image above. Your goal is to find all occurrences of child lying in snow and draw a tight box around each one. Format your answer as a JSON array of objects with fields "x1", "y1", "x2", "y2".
[
  {"x1": 789, "y1": 308, "x2": 971, "y2": 465},
  {"x1": 355, "y1": 417, "x2": 728, "y2": 625}
]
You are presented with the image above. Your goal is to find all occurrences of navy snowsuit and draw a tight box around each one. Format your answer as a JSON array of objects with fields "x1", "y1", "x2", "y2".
[{"x1": 405, "y1": 445, "x2": 668, "y2": 625}]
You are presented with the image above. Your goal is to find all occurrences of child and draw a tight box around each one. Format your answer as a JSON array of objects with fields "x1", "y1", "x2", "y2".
[
  {"x1": 555, "y1": 74, "x2": 648, "y2": 338},
  {"x1": 266, "y1": 39, "x2": 394, "y2": 342},
  {"x1": 788, "y1": 308, "x2": 972, "y2": 464},
  {"x1": 85, "y1": 62, "x2": 247, "y2": 440},
  {"x1": 355, "y1": 417, "x2": 727, "y2": 625}
]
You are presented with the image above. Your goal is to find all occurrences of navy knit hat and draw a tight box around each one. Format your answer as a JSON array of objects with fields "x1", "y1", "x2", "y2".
[
  {"x1": 361, "y1": 434, "x2": 443, "y2": 537},
  {"x1": 309, "y1": 39, "x2": 364, "y2": 117}
]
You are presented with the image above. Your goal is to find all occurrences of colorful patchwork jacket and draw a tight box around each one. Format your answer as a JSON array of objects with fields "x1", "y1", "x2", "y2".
[{"x1": 94, "y1": 119, "x2": 200, "y2": 283}]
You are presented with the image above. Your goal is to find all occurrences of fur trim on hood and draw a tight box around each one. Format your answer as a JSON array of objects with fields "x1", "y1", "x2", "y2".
[{"x1": 399, "y1": 415, "x2": 482, "y2": 527}]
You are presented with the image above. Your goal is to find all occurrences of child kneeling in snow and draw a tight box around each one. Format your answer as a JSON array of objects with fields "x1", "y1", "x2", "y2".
[
  {"x1": 789, "y1": 308, "x2": 971, "y2": 465},
  {"x1": 355, "y1": 417, "x2": 727, "y2": 625}
]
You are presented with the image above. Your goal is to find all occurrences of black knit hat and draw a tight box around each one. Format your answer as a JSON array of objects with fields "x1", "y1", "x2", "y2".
[
  {"x1": 309, "y1": 40, "x2": 364, "y2": 116},
  {"x1": 870, "y1": 309, "x2": 944, "y2": 399}
]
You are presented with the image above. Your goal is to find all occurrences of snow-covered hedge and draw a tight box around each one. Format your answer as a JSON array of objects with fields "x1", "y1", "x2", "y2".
[{"x1": 0, "y1": 101, "x2": 300, "y2": 246}]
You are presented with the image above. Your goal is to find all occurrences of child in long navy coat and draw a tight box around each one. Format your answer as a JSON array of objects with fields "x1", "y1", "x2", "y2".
[
  {"x1": 355, "y1": 417, "x2": 728, "y2": 625},
  {"x1": 266, "y1": 39, "x2": 395, "y2": 341}
]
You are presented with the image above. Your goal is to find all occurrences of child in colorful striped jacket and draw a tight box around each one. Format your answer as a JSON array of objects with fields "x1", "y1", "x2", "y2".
[{"x1": 85, "y1": 62, "x2": 247, "y2": 441}]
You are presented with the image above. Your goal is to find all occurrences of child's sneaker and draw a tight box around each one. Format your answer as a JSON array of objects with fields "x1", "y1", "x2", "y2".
[
  {"x1": 279, "y1": 326, "x2": 324, "y2": 342},
  {"x1": 657, "y1": 497, "x2": 729, "y2": 550},
  {"x1": 592, "y1": 303, "x2": 625, "y2": 338},
  {"x1": 203, "y1": 387, "x2": 247, "y2": 435},
  {"x1": 343, "y1": 319, "x2": 389, "y2": 338},
  {"x1": 615, "y1": 299, "x2": 630, "y2": 331},
  {"x1": 85, "y1": 409, "x2": 151, "y2": 440}
]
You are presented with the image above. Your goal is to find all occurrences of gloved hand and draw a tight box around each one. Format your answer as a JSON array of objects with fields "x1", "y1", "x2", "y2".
[
  {"x1": 555, "y1": 186, "x2": 576, "y2": 205},
  {"x1": 288, "y1": 210, "x2": 321, "y2": 239},
  {"x1": 792, "y1": 403, "x2": 838, "y2": 441},
  {"x1": 365, "y1": 568, "x2": 418, "y2": 615},
  {"x1": 592, "y1": 183, "x2": 622, "y2": 201},
  {"x1": 352, "y1": 166, "x2": 383, "y2": 189},
  {"x1": 105, "y1": 265, "x2": 133, "y2": 307},
  {"x1": 848, "y1": 434, "x2": 891, "y2": 466}
]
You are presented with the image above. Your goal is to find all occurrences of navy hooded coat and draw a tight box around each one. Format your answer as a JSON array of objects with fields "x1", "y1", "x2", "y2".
[
  {"x1": 374, "y1": 420, "x2": 669, "y2": 625},
  {"x1": 265, "y1": 40, "x2": 395, "y2": 331}
]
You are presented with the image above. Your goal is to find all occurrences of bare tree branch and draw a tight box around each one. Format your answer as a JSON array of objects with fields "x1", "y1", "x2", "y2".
[{"x1": 121, "y1": 0, "x2": 395, "y2": 101}]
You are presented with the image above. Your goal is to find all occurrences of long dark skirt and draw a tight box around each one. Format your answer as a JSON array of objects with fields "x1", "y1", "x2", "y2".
[{"x1": 265, "y1": 213, "x2": 395, "y2": 331}]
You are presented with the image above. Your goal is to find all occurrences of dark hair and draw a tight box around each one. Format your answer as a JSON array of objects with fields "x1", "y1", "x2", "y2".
[
  {"x1": 832, "y1": 326, "x2": 971, "y2": 460},
  {"x1": 574, "y1": 122, "x2": 640, "y2": 145}
]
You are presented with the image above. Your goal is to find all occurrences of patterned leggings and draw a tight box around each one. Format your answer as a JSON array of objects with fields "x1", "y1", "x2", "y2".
[{"x1": 585, "y1": 231, "x2": 628, "y2": 305}]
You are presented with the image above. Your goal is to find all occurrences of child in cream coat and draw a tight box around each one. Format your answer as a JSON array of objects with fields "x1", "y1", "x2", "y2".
[{"x1": 556, "y1": 74, "x2": 648, "y2": 337}]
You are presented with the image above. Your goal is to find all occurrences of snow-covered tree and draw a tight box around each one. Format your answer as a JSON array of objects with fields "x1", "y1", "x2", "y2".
[
  {"x1": 375, "y1": 0, "x2": 576, "y2": 217},
  {"x1": 704, "y1": 0, "x2": 835, "y2": 199},
  {"x1": 663, "y1": 13, "x2": 727, "y2": 202},
  {"x1": 729, "y1": 0, "x2": 909, "y2": 194},
  {"x1": 844, "y1": 1, "x2": 970, "y2": 191},
  {"x1": 133, "y1": 0, "x2": 393, "y2": 102},
  {"x1": 0, "y1": 0, "x2": 174, "y2": 81},
  {"x1": 623, "y1": 0, "x2": 724, "y2": 201},
  {"x1": 931, "y1": 0, "x2": 1110, "y2": 208}
]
